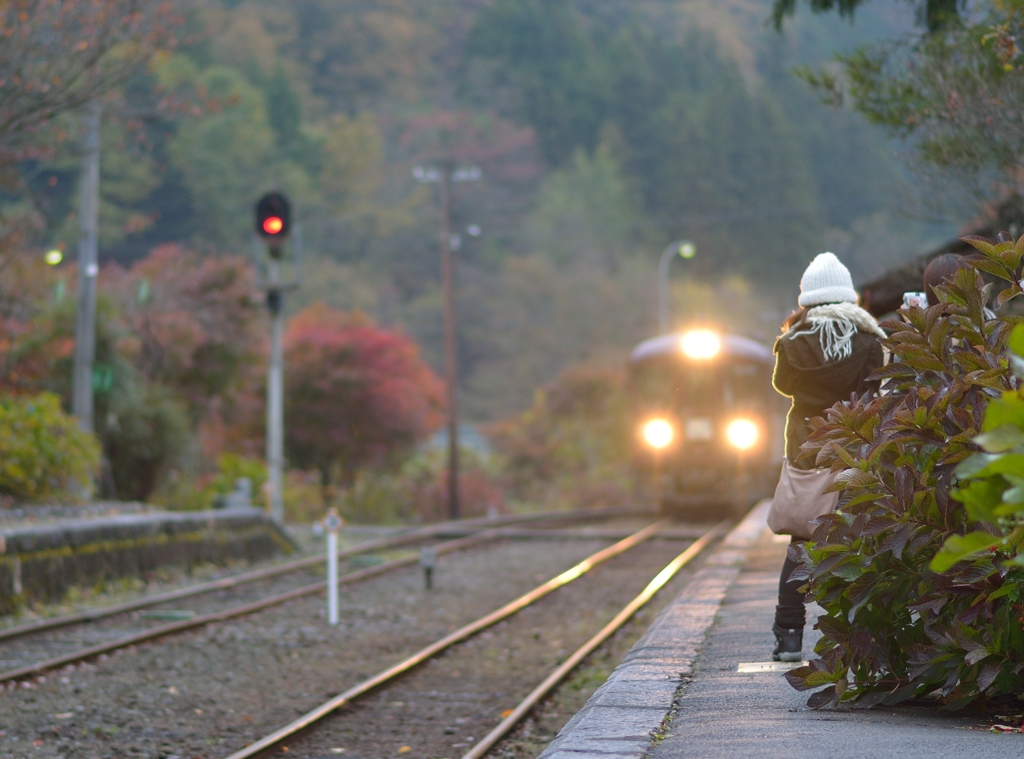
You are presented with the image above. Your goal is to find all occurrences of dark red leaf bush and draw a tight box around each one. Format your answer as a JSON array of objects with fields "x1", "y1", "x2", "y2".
[{"x1": 786, "y1": 233, "x2": 1024, "y2": 709}]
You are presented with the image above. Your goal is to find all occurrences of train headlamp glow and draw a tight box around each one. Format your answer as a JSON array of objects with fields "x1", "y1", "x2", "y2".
[
  {"x1": 681, "y1": 329, "x2": 721, "y2": 360},
  {"x1": 642, "y1": 418, "x2": 674, "y2": 450},
  {"x1": 725, "y1": 418, "x2": 759, "y2": 450}
]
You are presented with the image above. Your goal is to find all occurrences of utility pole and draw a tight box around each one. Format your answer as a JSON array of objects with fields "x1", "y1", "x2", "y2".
[
  {"x1": 414, "y1": 163, "x2": 481, "y2": 521},
  {"x1": 72, "y1": 102, "x2": 101, "y2": 433},
  {"x1": 438, "y1": 162, "x2": 460, "y2": 522}
]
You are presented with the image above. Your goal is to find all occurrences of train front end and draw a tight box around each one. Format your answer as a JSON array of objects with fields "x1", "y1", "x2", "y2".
[{"x1": 628, "y1": 328, "x2": 783, "y2": 518}]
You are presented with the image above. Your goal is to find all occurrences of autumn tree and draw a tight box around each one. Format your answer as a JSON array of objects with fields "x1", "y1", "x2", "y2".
[
  {"x1": 0, "y1": 248, "x2": 70, "y2": 394},
  {"x1": 284, "y1": 303, "x2": 443, "y2": 494},
  {"x1": 488, "y1": 366, "x2": 633, "y2": 508},
  {"x1": 780, "y1": 0, "x2": 1024, "y2": 216},
  {"x1": 107, "y1": 244, "x2": 263, "y2": 413},
  {"x1": 0, "y1": 0, "x2": 180, "y2": 155}
]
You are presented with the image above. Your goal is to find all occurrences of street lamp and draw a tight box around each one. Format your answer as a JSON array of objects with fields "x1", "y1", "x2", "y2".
[
  {"x1": 658, "y1": 240, "x2": 696, "y2": 334},
  {"x1": 413, "y1": 162, "x2": 482, "y2": 521},
  {"x1": 448, "y1": 224, "x2": 482, "y2": 253}
]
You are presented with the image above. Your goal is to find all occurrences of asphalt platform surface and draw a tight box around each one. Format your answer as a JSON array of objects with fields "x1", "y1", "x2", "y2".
[{"x1": 544, "y1": 504, "x2": 1024, "y2": 759}]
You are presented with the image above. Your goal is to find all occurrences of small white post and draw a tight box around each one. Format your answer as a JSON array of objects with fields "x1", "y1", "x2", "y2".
[{"x1": 324, "y1": 508, "x2": 343, "y2": 626}]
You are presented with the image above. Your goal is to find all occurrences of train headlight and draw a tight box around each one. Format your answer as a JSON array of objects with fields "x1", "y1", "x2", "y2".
[
  {"x1": 642, "y1": 418, "x2": 675, "y2": 450},
  {"x1": 725, "y1": 418, "x2": 759, "y2": 450},
  {"x1": 681, "y1": 329, "x2": 720, "y2": 360}
]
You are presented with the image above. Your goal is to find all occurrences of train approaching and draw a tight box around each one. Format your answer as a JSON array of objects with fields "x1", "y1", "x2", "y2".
[{"x1": 628, "y1": 328, "x2": 786, "y2": 517}]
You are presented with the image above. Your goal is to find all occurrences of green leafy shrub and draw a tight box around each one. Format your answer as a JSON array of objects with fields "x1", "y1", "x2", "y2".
[
  {"x1": 489, "y1": 366, "x2": 633, "y2": 510},
  {"x1": 103, "y1": 381, "x2": 191, "y2": 502},
  {"x1": 204, "y1": 453, "x2": 267, "y2": 506},
  {"x1": 326, "y1": 448, "x2": 503, "y2": 525},
  {"x1": 787, "y1": 233, "x2": 1024, "y2": 709},
  {"x1": 154, "y1": 453, "x2": 268, "y2": 512},
  {"x1": 0, "y1": 393, "x2": 101, "y2": 501},
  {"x1": 395, "y1": 447, "x2": 504, "y2": 523}
]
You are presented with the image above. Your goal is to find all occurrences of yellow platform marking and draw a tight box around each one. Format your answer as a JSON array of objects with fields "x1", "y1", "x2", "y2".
[{"x1": 737, "y1": 661, "x2": 807, "y2": 673}]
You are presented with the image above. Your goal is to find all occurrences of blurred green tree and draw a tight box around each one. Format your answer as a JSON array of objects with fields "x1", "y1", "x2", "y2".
[
  {"x1": 0, "y1": 0, "x2": 178, "y2": 156},
  {"x1": 164, "y1": 61, "x2": 309, "y2": 247},
  {"x1": 0, "y1": 393, "x2": 101, "y2": 502},
  {"x1": 489, "y1": 366, "x2": 633, "y2": 508},
  {"x1": 789, "y1": 1, "x2": 1024, "y2": 213}
]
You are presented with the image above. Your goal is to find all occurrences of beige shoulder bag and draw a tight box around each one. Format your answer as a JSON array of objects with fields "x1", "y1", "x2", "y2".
[{"x1": 767, "y1": 459, "x2": 841, "y2": 540}]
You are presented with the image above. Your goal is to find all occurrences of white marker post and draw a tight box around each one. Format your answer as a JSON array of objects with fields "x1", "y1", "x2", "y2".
[{"x1": 323, "y1": 508, "x2": 343, "y2": 626}]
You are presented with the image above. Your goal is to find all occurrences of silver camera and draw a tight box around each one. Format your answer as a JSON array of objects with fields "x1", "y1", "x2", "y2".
[{"x1": 902, "y1": 291, "x2": 928, "y2": 309}]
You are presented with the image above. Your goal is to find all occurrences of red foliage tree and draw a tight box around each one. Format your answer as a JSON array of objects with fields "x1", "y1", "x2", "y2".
[
  {"x1": 0, "y1": 0, "x2": 181, "y2": 155},
  {"x1": 0, "y1": 249, "x2": 72, "y2": 395},
  {"x1": 104, "y1": 244, "x2": 266, "y2": 458},
  {"x1": 107, "y1": 244, "x2": 264, "y2": 410},
  {"x1": 284, "y1": 303, "x2": 443, "y2": 489}
]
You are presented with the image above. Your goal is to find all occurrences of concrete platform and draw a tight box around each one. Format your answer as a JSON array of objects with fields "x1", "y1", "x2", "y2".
[
  {"x1": 0, "y1": 508, "x2": 296, "y2": 613},
  {"x1": 541, "y1": 502, "x2": 1024, "y2": 759}
]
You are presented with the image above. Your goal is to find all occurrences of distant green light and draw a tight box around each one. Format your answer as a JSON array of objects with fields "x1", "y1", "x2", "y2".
[
  {"x1": 679, "y1": 242, "x2": 696, "y2": 259},
  {"x1": 44, "y1": 249, "x2": 63, "y2": 265}
]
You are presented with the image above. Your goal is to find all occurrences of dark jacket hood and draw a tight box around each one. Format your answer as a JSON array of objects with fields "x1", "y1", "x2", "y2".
[{"x1": 773, "y1": 328, "x2": 885, "y2": 464}]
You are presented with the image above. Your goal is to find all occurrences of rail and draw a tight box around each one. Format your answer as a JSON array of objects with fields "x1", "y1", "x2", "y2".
[
  {"x1": 0, "y1": 505, "x2": 644, "y2": 643},
  {"x1": 461, "y1": 519, "x2": 729, "y2": 759},
  {"x1": 0, "y1": 529, "x2": 500, "y2": 683},
  {"x1": 221, "y1": 519, "x2": 672, "y2": 759}
]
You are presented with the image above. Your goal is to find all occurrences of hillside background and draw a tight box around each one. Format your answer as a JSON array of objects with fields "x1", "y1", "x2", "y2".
[{"x1": 5, "y1": 0, "x2": 952, "y2": 422}]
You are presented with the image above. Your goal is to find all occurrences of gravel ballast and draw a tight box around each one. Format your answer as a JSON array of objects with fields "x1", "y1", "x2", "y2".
[{"x1": 0, "y1": 531, "x2": 708, "y2": 759}]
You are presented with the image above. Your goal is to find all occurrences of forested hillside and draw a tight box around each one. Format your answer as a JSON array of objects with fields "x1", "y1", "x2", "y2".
[{"x1": 5, "y1": 0, "x2": 944, "y2": 420}]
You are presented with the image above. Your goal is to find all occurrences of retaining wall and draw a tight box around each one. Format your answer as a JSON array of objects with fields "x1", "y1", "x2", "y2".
[{"x1": 0, "y1": 509, "x2": 297, "y2": 615}]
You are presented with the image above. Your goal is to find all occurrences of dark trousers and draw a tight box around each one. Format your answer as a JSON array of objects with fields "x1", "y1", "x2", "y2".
[{"x1": 775, "y1": 538, "x2": 806, "y2": 629}]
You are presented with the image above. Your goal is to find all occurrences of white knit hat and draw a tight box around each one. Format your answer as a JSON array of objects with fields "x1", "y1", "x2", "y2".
[{"x1": 798, "y1": 252, "x2": 858, "y2": 307}]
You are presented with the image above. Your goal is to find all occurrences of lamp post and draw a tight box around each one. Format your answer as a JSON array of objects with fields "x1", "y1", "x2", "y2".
[
  {"x1": 657, "y1": 240, "x2": 696, "y2": 334},
  {"x1": 413, "y1": 162, "x2": 482, "y2": 521}
]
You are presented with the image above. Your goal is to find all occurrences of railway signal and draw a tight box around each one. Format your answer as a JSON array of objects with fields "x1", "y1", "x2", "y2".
[
  {"x1": 253, "y1": 191, "x2": 301, "y2": 523},
  {"x1": 255, "y1": 192, "x2": 291, "y2": 251}
]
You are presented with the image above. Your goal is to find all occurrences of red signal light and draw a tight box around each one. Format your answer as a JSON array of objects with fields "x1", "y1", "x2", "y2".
[{"x1": 255, "y1": 192, "x2": 291, "y2": 243}]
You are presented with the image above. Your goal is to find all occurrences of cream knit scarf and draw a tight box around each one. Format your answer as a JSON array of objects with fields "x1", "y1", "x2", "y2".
[{"x1": 787, "y1": 302, "x2": 887, "y2": 363}]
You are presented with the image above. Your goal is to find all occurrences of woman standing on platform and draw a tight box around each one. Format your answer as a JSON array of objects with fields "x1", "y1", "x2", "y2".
[{"x1": 770, "y1": 252, "x2": 886, "y2": 661}]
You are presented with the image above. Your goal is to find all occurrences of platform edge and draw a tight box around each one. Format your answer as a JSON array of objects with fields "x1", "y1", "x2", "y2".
[{"x1": 537, "y1": 500, "x2": 771, "y2": 759}]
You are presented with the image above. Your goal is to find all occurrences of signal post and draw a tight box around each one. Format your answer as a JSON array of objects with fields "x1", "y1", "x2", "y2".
[{"x1": 254, "y1": 192, "x2": 298, "y2": 523}]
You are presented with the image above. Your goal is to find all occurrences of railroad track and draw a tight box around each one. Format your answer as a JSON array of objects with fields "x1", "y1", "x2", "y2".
[
  {"x1": 0, "y1": 506, "x2": 642, "y2": 644},
  {"x1": 221, "y1": 518, "x2": 729, "y2": 759},
  {"x1": 0, "y1": 511, "x2": 729, "y2": 759},
  {"x1": 0, "y1": 509, "x2": 660, "y2": 683}
]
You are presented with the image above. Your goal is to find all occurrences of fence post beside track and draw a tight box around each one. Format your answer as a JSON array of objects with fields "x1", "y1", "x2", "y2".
[{"x1": 324, "y1": 509, "x2": 343, "y2": 626}]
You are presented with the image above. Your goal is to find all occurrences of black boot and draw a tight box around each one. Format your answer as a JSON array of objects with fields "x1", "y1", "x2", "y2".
[{"x1": 772, "y1": 623, "x2": 803, "y2": 662}]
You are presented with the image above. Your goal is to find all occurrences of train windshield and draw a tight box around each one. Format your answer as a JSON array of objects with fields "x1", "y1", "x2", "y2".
[
  {"x1": 632, "y1": 358, "x2": 768, "y2": 413},
  {"x1": 723, "y1": 362, "x2": 766, "y2": 410}
]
